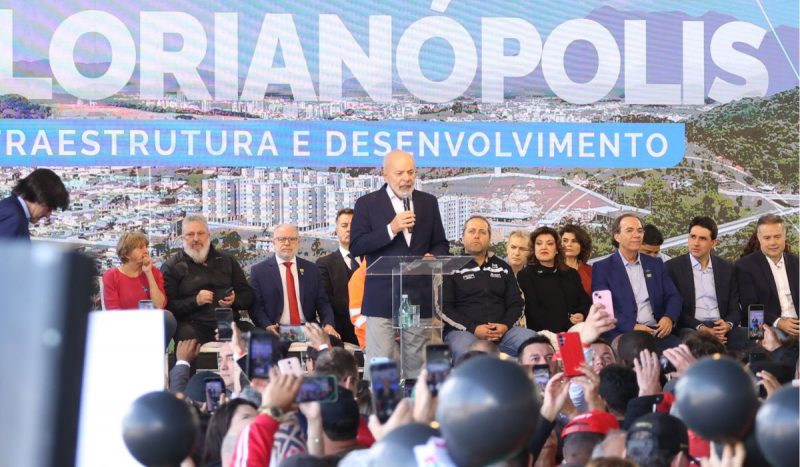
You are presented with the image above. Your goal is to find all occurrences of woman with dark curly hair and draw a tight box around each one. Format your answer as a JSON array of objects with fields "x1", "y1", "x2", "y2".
[
  {"x1": 559, "y1": 224, "x2": 593, "y2": 295},
  {"x1": 518, "y1": 226, "x2": 591, "y2": 333}
]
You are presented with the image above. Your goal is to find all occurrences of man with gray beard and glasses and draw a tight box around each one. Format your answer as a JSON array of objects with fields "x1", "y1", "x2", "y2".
[{"x1": 162, "y1": 214, "x2": 255, "y2": 343}]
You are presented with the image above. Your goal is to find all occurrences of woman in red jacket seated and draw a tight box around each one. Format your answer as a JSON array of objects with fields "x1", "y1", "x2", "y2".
[
  {"x1": 559, "y1": 224, "x2": 593, "y2": 296},
  {"x1": 103, "y1": 231, "x2": 176, "y2": 344}
]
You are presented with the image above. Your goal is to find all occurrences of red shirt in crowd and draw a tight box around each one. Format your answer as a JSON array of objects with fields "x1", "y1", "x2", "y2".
[{"x1": 102, "y1": 267, "x2": 167, "y2": 310}]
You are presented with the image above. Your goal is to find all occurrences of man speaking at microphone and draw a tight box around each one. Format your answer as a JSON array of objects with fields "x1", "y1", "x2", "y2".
[{"x1": 350, "y1": 149, "x2": 450, "y2": 378}]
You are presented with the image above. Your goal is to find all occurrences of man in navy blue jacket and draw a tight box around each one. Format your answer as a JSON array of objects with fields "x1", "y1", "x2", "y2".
[
  {"x1": 0, "y1": 168, "x2": 69, "y2": 240},
  {"x1": 592, "y1": 214, "x2": 682, "y2": 349},
  {"x1": 350, "y1": 150, "x2": 449, "y2": 377}
]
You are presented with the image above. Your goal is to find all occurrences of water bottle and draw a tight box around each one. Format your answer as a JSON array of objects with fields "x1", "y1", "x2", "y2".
[{"x1": 399, "y1": 294, "x2": 412, "y2": 329}]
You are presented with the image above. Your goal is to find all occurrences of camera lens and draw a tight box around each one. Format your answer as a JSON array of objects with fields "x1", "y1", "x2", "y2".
[{"x1": 659, "y1": 355, "x2": 676, "y2": 374}]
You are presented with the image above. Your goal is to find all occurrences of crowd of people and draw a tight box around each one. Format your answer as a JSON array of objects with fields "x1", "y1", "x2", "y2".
[{"x1": 1, "y1": 157, "x2": 798, "y2": 467}]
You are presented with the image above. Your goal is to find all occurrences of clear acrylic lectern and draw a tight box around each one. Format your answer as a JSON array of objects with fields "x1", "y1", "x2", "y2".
[{"x1": 366, "y1": 256, "x2": 473, "y2": 379}]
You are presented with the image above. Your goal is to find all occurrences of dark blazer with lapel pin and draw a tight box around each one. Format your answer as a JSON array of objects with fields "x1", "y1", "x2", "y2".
[
  {"x1": 735, "y1": 251, "x2": 799, "y2": 325},
  {"x1": 665, "y1": 254, "x2": 741, "y2": 329},
  {"x1": 317, "y1": 249, "x2": 358, "y2": 344},
  {"x1": 591, "y1": 251, "x2": 682, "y2": 338},
  {"x1": 249, "y1": 255, "x2": 335, "y2": 329},
  {"x1": 349, "y1": 184, "x2": 450, "y2": 319},
  {"x1": 0, "y1": 196, "x2": 30, "y2": 240}
]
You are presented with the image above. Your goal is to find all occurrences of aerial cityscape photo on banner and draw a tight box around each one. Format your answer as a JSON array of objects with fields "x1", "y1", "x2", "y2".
[{"x1": 0, "y1": 0, "x2": 795, "y2": 167}]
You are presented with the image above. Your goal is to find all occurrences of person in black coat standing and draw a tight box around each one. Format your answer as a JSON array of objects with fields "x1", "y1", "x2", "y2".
[{"x1": 518, "y1": 226, "x2": 590, "y2": 333}]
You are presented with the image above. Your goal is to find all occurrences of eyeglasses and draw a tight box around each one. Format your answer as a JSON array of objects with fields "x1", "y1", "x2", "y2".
[{"x1": 275, "y1": 237, "x2": 299, "y2": 243}]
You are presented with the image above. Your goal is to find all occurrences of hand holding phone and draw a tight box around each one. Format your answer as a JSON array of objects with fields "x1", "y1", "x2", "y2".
[
  {"x1": 591, "y1": 290, "x2": 614, "y2": 320},
  {"x1": 216, "y1": 308, "x2": 234, "y2": 341},
  {"x1": 248, "y1": 331, "x2": 279, "y2": 379},
  {"x1": 278, "y1": 357, "x2": 304, "y2": 376},
  {"x1": 216, "y1": 286, "x2": 235, "y2": 305},
  {"x1": 295, "y1": 375, "x2": 338, "y2": 403},
  {"x1": 370, "y1": 360, "x2": 402, "y2": 423},
  {"x1": 425, "y1": 344, "x2": 452, "y2": 397},
  {"x1": 557, "y1": 332, "x2": 585, "y2": 377},
  {"x1": 205, "y1": 378, "x2": 224, "y2": 413},
  {"x1": 748, "y1": 305, "x2": 765, "y2": 340},
  {"x1": 531, "y1": 364, "x2": 550, "y2": 397},
  {"x1": 279, "y1": 325, "x2": 308, "y2": 343}
]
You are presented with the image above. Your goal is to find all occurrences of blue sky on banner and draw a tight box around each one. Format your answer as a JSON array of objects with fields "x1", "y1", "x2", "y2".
[{"x1": 4, "y1": 0, "x2": 797, "y2": 65}]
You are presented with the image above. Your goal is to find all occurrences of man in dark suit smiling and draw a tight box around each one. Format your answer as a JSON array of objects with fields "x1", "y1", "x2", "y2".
[{"x1": 350, "y1": 150, "x2": 449, "y2": 376}]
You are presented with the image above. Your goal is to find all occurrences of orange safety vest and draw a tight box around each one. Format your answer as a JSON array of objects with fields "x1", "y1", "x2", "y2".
[{"x1": 348, "y1": 259, "x2": 368, "y2": 349}]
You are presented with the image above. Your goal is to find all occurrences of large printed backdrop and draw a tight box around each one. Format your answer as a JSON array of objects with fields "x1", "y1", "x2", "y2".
[{"x1": 0, "y1": 0, "x2": 796, "y2": 277}]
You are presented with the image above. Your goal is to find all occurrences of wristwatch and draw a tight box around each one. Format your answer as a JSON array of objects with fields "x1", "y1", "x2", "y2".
[{"x1": 261, "y1": 406, "x2": 285, "y2": 420}]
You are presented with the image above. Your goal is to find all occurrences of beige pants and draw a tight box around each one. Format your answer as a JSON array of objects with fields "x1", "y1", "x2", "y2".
[{"x1": 364, "y1": 316, "x2": 430, "y2": 380}]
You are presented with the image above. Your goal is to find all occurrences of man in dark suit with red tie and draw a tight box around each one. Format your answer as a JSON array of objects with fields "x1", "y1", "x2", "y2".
[
  {"x1": 350, "y1": 150, "x2": 450, "y2": 377},
  {"x1": 250, "y1": 224, "x2": 339, "y2": 338},
  {"x1": 317, "y1": 208, "x2": 359, "y2": 345}
]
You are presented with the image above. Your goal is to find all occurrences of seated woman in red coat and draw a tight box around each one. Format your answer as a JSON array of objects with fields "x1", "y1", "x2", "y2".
[
  {"x1": 518, "y1": 226, "x2": 591, "y2": 333},
  {"x1": 559, "y1": 224, "x2": 593, "y2": 295},
  {"x1": 102, "y1": 231, "x2": 176, "y2": 345}
]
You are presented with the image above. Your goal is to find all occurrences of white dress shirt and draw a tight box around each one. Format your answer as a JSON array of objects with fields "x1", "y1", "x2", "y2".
[
  {"x1": 691, "y1": 255, "x2": 720, "y2": 322},
  {"x1": 339, "y1": 246, "x2": 359, "y2": 270},
  {"x1": 385, "y1": 185, "x2": 413, "y2": 247},
  {"x1": 766, "y1": 255, "x2": 797, "y2": 321},
  {"x1": 619, "y1": 251, "x2": 656, "y2": 325}
]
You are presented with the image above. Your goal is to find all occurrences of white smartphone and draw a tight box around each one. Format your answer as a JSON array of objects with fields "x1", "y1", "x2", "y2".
[{"x1": 278, "y1": 357, "x2": 304, "y2": 376}]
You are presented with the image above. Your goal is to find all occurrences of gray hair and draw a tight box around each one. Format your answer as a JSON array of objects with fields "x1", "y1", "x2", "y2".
[
  {"x1": 182, "y1": 213, "x2": 208, "y2": 231},
  {"x1": 272, "y1": 223, "x2": 298, "y2": 236},
  {"x1": 610, "y1": 213, "x2": 643, "y2": 248}
]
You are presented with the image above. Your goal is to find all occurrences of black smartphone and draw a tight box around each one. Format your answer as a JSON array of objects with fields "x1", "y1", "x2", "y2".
[
  {"x1": 205, "y1": 378, "x2": 224, "y2": 413},
  {"x1": 138, "y1": 300, "x2": 154, "y2": 310},
  {"x1": 370, "y1": 360, "x2": 402, "y2": 423},
  {"x1": 425, "y1": 344, "x2": 452, "y2": 396},
  {"x1": 216, "y1": 286, "x2": 235, "y2": 303},
  {"x1": 216, "y1": 308, "x2": 233, "y2": 341},
  {"x1": 247, "y1": 331, "x2": 279, "y2": 379},
  {"x1": 659, "y1": 355, "x2": 676, "y2": 374},
  {"x1": 748, "y1": 305, "x2": 765, "y2": 340},
  {"x1": 295, "y1": 375, "x2": 338, "y2": 403},
  {"x1": 702, "y1": 320, "x2": 718, "y2": 329},
  {"x1": 531, "y1": 364, "x2": 550, "y2": 397},
  {"x1": 748, "y1": 352, "x2": 768, "y2": 364}
]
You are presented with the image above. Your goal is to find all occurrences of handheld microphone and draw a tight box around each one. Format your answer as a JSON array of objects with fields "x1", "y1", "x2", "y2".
[{"x1": 402, "y1": 194, "x2": 414, "y2": 234}]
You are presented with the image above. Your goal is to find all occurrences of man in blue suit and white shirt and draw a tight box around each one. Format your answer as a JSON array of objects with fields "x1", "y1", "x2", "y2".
[
  {"x1": 350, "y1": 150, "x2": 450, "y2": 377},
  {"x1": 0, "y1": 168, "x2": 69, "y2": 240},
  {"x1": 250, "y1": 224, "x2": 340, "y2": 339},
  {"x1": 592, "y1": 213, "x2": 682, "y2": 349}
]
